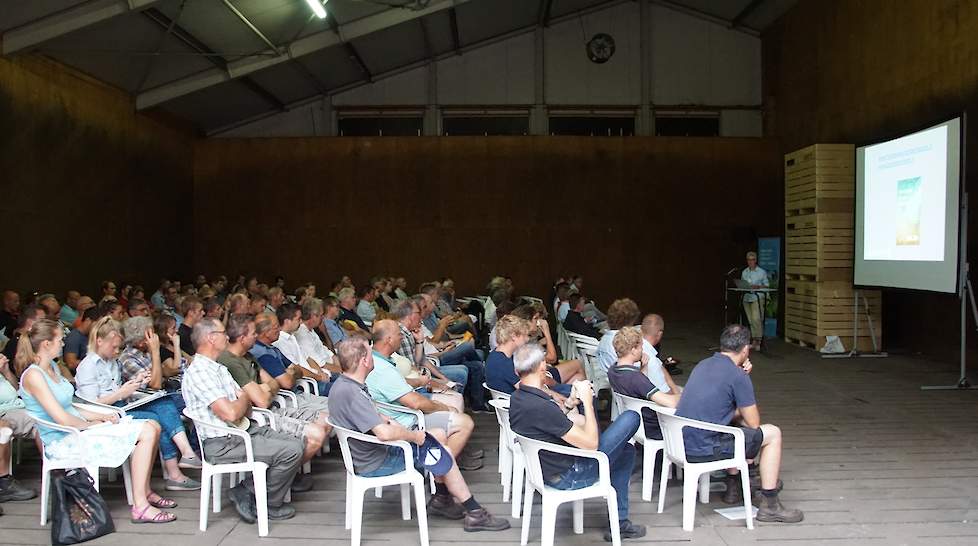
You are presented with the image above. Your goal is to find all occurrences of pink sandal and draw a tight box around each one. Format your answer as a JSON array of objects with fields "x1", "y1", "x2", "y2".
[
  {"x1": 130, "y1": 504, "x2": 177, "y2": 524},
  {"x1": 147, "y1": 492, "x2": 178, "y2": 509}
]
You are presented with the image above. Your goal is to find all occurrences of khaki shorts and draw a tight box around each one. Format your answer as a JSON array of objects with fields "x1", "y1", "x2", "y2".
[
  {"x1": 0, "y1": 408, "x2": 36, "y2": 437},
  {"x1": 423, "y1": 411, "x2": 455, "y2": 434}
]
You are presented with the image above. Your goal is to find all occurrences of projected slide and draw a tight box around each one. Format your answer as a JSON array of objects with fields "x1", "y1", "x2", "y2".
[
  {"x1": 862, "y1": 124, "x2": 947, "y2": 261},
  {"x1": 855, "y1": 117, "x2": 961, "y2": 293}
]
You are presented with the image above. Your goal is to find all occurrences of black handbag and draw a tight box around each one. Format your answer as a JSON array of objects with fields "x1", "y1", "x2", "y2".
[{"x1": 51, "y1": 469, "x2": 115, "y2": 545}]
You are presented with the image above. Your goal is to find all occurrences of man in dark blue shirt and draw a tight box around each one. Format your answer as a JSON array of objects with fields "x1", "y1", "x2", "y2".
[
  {"x1": 677, "y1": 324, "x2": 802, "y2": 523},
  {"x1": 509, "y1": 344, "x2": 645, "y2": 542}
]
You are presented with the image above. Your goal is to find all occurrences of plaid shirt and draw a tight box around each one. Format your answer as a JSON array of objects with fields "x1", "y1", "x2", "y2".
[
  {"x1": 119, "y1": 347, "x2": 151, "y2": 383},
  {"x1": 397, "y1": 324, "x2": 420, "y2": 365},
  {"x1": 182, "y1": 353, "x2": 241, "y2": 439}
]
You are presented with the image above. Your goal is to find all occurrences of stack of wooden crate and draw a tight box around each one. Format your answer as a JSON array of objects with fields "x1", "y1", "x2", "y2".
[{"x1": 784, "y1": 144, "x2": 883, "y2": 352}]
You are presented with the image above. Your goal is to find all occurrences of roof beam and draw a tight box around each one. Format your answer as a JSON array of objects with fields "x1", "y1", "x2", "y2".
[
  {"x1": 208, "y1": 0, "x2": 630, "y2": 136},
  {"x1": 537, "y1": 0, "x2": 555, "y2": 27},
  {"x1": 448, "y1": 8, "x2": 461, "y2": 54},
  {"x1": 3, "y1": 0, "x2": 161, "y2": 55},
  {"x1": 136, "y1": 0, "x2": 468, "y2": 110},
  {"x1": 142, "y1": 7, "x2": 285, "y2": 111},
  {"x1": 730, "y1": 0, "x2": 765, "y2": 29},
  {"x1": 345, "y1": 43, "x2": 373, "y2": 82},
  {"x1": 220, "y1": 0, "x2": 279, "y2": 53}
]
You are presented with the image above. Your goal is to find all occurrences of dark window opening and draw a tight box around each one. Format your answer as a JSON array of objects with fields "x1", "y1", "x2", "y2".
[
  {"x1": 654, "y1": 116, "x2": 720, "y2": 137},
  {"x1": 549, "y1": 116, "x2": 635, "y2": 136},
  {"x1": 338, "y1": 117, "x2": 423, "y2": 136},
  {"x1": 442, "y1": 116, "x2": 529, "y2": 136}
]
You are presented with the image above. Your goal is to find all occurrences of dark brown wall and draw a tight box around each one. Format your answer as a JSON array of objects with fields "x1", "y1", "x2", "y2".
[
  {"x1": 763, "y1": 0, "x2": 978, "y2": 359},
  {"x1": 194, "y1": 136, "x2": 783, "y2": 321},
  {"x1": 0, "y1": 56, "x2": 194, "y2": 299}
]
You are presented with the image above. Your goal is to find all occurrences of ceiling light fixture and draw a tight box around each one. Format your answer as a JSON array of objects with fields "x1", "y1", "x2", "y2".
[{"x1": 304, "y1": 0, "x2": 327, "y2": 19}]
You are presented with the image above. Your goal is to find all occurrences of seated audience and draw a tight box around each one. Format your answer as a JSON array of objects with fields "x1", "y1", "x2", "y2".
[
  {"x1": 639, "y1": 314, "x2": 682, "y2": 390},
  {"x1": 99, "y1": 298, "x2": 126, "y2": 322},
  {"x1": 294, "y1": 297, "x2": 341, "y2": 377},
  {"x1": 321, "y1": 296, "x2": 346, "y2": 347},
  {"x1": 19, "y1": 319, "x2": 177, "y2": 523},
  {"x1": 266, "y1": 287, "x2": 285, "y2": 313},
  {"x1": 677, "y1": 324, "x2": 802, "y2": 522},
  {"x1": 0, "y1": 354, "x2": 38, "y2": 505},
  {"x1": 563, "y1": 293, "x2": 602, "y2": 340},
  {"x1": 0, "y1": 290, "x2": 20, "y2": 339},
  {"x1": 128, "y1": 297, "x2": 151, "y2": 318},
  {"x1": 250, "y1": 313, "x2": 331, "y2": 419},
  {"x1": 392, "y1": 299, "x2": 468, "y2": 394},
  {"x1": 6, "y1": 304, "x2": 46, "y2": 372},
  {"x1": 597, "y1": 298, "x2": 642, "y2": 373},
  {"x1": 75, "y1": 317, "x2": 202, "y2": 491},
  {"x1": 328, "y1": 338, "x2": 510, "y2": 531},
  {"x1": 553, "y1": 282, "x2": 571, "y2": 322},
  {"x1": 356, "y1": 285, "x2": 378, "y2": 324},
  {"x1": 337, "y1": 288, "x2": 370, "y2": 332},
  {"x1": 64, "y1": 306, "x2": 99, "y2": 370},
  {"x1": 183, "y1": 318, "x2": 303, "y2": 522},
  {"x1": 273, "y1": 303, "x2": 335, "y2": 395},
  {"x1": 509, "y1": 344, "x2": 645, "y2": 541},
  {"x1": 607, "y1": 327, "x2": 680, "y2": 440},
  {"x1": 512, "y1": 303, "x2": 586, "y2": 385},
  {"x1": 366, "y1": 320, "x2": 482, "y2": 470},
  {"x1": 218, "y1": 314, "x2": 327, "y2": 493},
  {"x1": 59, "y1": 290, "x2": 81, "y2": 325},
  {"x1": 177, "y1": 296, "x2": 204, "y2": 356}
]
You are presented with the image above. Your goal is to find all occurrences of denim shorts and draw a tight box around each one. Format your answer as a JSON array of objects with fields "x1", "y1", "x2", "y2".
[{"x1": 360, "y1": 444, "x2": 421, "y2": 477}]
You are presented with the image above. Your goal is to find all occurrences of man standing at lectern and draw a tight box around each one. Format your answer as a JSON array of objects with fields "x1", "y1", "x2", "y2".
[{"x1": 741, "y1": 251, "x2": 769, "y2": 351}]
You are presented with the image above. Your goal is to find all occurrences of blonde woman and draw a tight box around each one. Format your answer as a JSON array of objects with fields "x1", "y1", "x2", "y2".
[{"x1": 18, "y1": 319, "x2": 177, "y2": 523}]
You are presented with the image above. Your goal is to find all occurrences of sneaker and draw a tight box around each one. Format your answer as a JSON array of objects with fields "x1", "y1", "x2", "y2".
[
  {"x1": 164, "y1": 477, "x2": 202, "y2": 491},
  {"x1": 178, "y1": 454, "x2": 203, "y2": 469},
  {"x1": 291, "y1": 473, "x2": 314, "y2": 493},
  {"x1": 427, "y1": 494, "x2": 464, "y2": 520},
  {"x1": 470, "y1": 406, "x2": 493, "y2": 414},
  {"x1": 457, "y1": 452, "x2": 484, "y2": 471},
  {"x1": 465, "y1": 448, "x2": 485, "y2": 458},
  {"x1": 722, "y1": 475, "x2": 743, "y2": 505},
  {"x1": 267, "y1": 503, "x2": 297, "y2": 520},
  {"x1": 604, "y1": 519, "x2": 646, "y2": 542},
  {"x1": 463, "y1": 508, "x2": 510, "y2": 532},
  {"x1": 0, "y1": 478, "x2": 38, "y2": 502},
  {"x1": 228, "y1": 484, "x2": 257, "y2": 524},
  {"x1": 756, "y1": 492, "x2": 804, "y2": 523},
  {"x1": 666, "y1": 364, "x2": 683, "y2": 376}
]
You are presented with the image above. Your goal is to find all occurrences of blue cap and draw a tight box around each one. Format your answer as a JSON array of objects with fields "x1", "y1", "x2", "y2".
[{"x1": 415, "y1": 432, "x2": 454, "y2": 477}]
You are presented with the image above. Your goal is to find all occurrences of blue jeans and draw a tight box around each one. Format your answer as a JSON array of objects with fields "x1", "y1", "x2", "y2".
[
  {"x1": 546, "y1": 410, "x2": 640, "y2": 521},
  {"x1": 316, "y1": 375, "x2": 339, "y2": 396},
  {"x1": 438, "y1": 365, "x2": 468, "y2": 393},
  {"x1": 439, "y1": 342, "x2": 487, "y2": 409},
  {"x1": 120, "y1": 397, "x2": 187, "y2": 460}
]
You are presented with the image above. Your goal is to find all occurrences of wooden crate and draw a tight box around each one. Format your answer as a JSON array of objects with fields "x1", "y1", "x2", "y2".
[
  {"x1": 785, "y1": 144, "x2": 855, "y2": 216},
  {"x1": 785, "y1": 212, "x2": 853, "y2": 280},
  {"x1": 784, "y1": 280, "x2": 882, "y2": 351}
]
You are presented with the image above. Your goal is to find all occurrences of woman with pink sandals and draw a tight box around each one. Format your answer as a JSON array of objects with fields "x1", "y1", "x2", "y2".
[{"x1": 18, "y1": 318, "x2": 177, "y2": 524}]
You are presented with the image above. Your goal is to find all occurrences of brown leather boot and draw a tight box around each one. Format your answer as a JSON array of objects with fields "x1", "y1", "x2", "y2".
[
  {"x1": 722, "y1": 474, "x2": 743, "y2": 505},
  {"x1": 756, "y1": 491, "x2": 804, "y2": 523}
]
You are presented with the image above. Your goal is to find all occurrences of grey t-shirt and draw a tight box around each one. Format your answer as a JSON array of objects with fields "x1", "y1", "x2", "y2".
[{"x1": 327, "y1": 374, "x2": 388, "y2": 473}]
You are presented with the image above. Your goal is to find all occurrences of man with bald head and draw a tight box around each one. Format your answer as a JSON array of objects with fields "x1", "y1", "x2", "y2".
[
  {"x1": 366, "y1": 319, "x2": 484, "y2": 471},
  {"x1": 640, "y1": 314, "x2": 681, "y2": 394}
]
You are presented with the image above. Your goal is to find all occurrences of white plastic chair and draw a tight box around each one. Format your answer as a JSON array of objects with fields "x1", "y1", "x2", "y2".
[
  {"x1": 32, "y1": 402, "x2": 134, "y2": 525},
  {"x1": 483, "y1": 382, "x2": 511, "y2": 482},
  {"x1": 329, "y1": 419, "x2": 429, "y2": 546},
  {"x1": 489, "y1": 399, "x2": 525, "y2": 518},
  {"x1": 75, "y1": 395, "x2": 171, "y2": 480},
  {"x1": 611, "y1": 392, "x2": 677, "y2": 502},
  {"x1": 183, "y1": 408, "x2": 273, "y2": 537},
  {"x1": 296, "y1": 377, "x2": 320, "y2": 396},
  {"x1": 654, "y1": 409, "x2": 753, "y2": 531},
  {"x1": 514, "y1": 433, "x2": 621, "y2": 546}
]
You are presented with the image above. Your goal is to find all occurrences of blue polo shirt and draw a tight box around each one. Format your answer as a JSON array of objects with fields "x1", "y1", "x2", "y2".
[
  {"x1": 250, "y1": 340, "x2": 290, "y2": 378},
  {"x1": 608, "y1": 363, "x2": 661, "y2": 439},
  {"x1": 676, "y1": 353, "x2": 756, "y2": 457},
  {"x1": 485, "y1": 350, "x2": 519, "y2": 394}
]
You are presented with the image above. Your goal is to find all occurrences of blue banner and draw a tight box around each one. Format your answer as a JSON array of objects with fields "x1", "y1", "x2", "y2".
[{"x1": 758, "y1": 237, "x2": 781, "y2": 338}]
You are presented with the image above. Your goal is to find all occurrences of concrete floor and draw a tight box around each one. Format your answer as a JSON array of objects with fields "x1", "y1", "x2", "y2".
[{"x1": 3, "y1": 322, "x2": 978, "y2": 546}]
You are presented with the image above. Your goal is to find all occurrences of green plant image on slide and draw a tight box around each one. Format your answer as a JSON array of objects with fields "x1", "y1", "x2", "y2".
[{"x1": 895, "y1": 176, "x2": 922, "y2": 246}]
